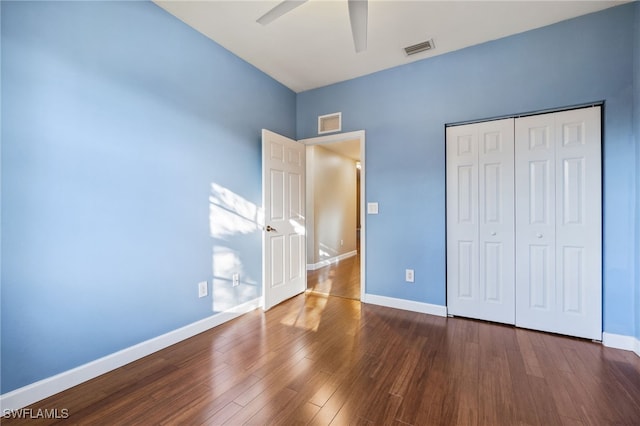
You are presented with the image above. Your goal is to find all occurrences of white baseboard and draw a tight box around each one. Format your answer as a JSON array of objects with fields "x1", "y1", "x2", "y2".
[
  {"x1": 362, "y1": 293, "x2": 447, "y2": 317},
  {"x1": 602, "y1": 332, "x2": 640, "y2": 357},
  {"x1": 306, "y1": 250, "x2": 357, "y2": 271},
  {"x1": 0, "y1": 297, "x2": 262, "y2": 412}
]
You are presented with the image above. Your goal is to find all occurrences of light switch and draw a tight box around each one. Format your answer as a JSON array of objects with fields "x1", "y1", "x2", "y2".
[{"x1": 367, "y1": 202, "x2": 379, "y2": 215}]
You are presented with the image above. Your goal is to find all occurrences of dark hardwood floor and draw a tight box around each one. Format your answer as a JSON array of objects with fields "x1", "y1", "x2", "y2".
[
  {"x1": 306, "y1": 253, "x2": 360, "y2": 300},
  {"x1": 5, "y1": 293, "x2": 640, "y2": 425}
]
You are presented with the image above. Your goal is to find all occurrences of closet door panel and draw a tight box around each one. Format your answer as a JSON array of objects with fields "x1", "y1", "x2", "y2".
[
  {"x1": 515, "y1": 107, "x2": 601, "y2": 340},
  {"x1": 516, "y1": 115, "x2": 557, "y2": 331},
  {"x1": 447, "y1": 119, "x2": 514, "y2": 324},
  {"x1": 554, "y1": 107, "x2": 601, "y2": 339},
  {"x1": 447, "y1": 126, "x2": 479, "y2": 314},
  {"x1": 478, "y1": 120, "x2": 515, "y2": 323}
]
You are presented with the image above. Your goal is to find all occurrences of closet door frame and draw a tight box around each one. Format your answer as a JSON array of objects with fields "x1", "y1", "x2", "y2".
[{"x1": 446, "y1": 104, "x2": 602, "y2": 341}]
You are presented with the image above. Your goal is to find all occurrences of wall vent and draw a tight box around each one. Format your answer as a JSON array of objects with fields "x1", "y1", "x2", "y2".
[
  {"x1": 318, "y1": 112, "x2": 342, "y2": 135},
  {"x1": 404, "y1": 39, "x2": 435, "y2": 56}
]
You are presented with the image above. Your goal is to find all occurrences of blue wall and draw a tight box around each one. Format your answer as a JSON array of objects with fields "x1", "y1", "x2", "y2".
[
  {"x1": 634, "y1": 3, "x2": 640, "y2": 341},
  {"x1": 1, "y1": 1, "x2": 295, "y2": 393},
  {"x1": 297, "y1": 3, "x2": 638, "y2": 336}
]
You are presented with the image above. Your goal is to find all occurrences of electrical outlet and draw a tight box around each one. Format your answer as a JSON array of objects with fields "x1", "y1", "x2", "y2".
[
  {"x1": 405, "y1": 269, "x2": 415, "y2": 283},
  {"x1": 340, "y1": 239, "x2": 344, "y2": 246},
  {"x1": 198, "y1": 281, "x2": 208, "y2": 298},
  {"x1": 232, "y1": 273, "x2": 239, "y2": 287}
]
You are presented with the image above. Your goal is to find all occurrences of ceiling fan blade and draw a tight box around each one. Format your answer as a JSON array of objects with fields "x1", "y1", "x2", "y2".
[
  {"x1": 348, "y1": 0, "x2": 368, "y2": 53},
  {"x1": 257, "y1": 0, "x2": 308, "y2": 26}
]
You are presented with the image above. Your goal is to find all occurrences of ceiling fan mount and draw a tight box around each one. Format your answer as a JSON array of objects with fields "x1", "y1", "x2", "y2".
[{"x1": 257, "y1": 0, "x2": 369, "y2": 53}]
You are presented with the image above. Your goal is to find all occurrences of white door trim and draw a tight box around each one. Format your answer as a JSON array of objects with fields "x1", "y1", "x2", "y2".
[{"x1": 299, "y1": 130, "x2": 366, "y2": 301}]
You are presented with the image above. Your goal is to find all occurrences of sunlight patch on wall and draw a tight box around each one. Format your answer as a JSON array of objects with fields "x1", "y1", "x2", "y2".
[
  {"x1": 212, "y1": 246, "x2": 258, "y2": 312},
  {"x1": 209, "y1": 182, "x2": 263, "y2": 238}
]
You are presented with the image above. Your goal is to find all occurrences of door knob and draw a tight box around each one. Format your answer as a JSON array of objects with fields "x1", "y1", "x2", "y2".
[
  {"x1": 490, "y1": 231, "x2": 497, "y2": 236},
  {"x1": 536, "y1": 233, "x2": 543, "y2": 238},
  {"x1": 265, "y1": 225, "x2": 277, "y2": 232}
]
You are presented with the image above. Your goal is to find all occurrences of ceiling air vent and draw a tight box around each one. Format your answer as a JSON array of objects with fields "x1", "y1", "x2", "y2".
[{"x1": 404, "y1": 39, "x2": 435, "y2": 56}]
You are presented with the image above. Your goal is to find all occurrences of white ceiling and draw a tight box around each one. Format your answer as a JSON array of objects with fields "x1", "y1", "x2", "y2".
[{"x1": 154, "y1": 1, "x2": 626, "y2": 93}]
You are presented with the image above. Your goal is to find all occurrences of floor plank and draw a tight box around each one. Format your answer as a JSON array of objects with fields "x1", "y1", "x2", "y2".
[{"x1": 4, "y1": 294, "x2": 640, "y2": 425}]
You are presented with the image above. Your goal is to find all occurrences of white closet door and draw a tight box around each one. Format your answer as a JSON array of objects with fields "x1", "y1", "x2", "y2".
[
  {"x1": 447, "y1": 125, "x2": 478, "y2": 319},
  {"x1": 515, "y1": 107, "x2": 601, "y2": 340},
  {"x1": 447, "y1": 119, "x2": 515, "y2": 324}
]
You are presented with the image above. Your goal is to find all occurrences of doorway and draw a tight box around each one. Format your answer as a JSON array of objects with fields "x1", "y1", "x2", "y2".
[{"x1": 300, "y1": 131, "x2": 365, "y2": 301}]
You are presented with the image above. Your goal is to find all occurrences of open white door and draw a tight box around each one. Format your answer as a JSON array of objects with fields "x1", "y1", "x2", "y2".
[{"x1": 262, "y1": 129, "x2": 306, "y2": 310}]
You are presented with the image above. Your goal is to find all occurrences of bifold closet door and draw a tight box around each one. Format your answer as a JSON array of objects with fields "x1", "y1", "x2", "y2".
[
  {"x1": 446, "y1": 119, "x2": 515, "y2": 324},
  {"x1": 515, "y1": 107, "x2": 601, "y2": 340}
]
